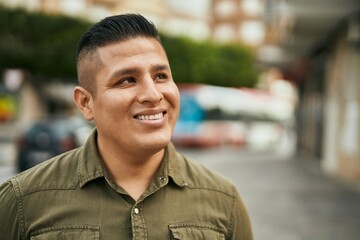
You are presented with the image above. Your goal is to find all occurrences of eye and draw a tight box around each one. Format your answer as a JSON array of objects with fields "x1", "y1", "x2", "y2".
[
  {"x1": 116, "y1": 77, "x2": 136, "y2": 86},
  {"x1": 154, "y1": 73, "x2": 168, "y2": 81}
]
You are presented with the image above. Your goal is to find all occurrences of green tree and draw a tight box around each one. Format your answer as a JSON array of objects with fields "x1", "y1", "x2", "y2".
[
  {"x1": 0, "y1": 5, "x2": 90, "y2": 81},
  {"x1": 161, "y1": 34, "x2": 258, "y2": 87},
  {"x1": 0, "y1": 5, "x2": 258, "y2": 87}
]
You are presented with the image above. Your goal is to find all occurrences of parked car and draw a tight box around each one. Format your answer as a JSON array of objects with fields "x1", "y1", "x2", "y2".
[{"x1": 16, "y1": 116, "x2": 93, "y2": 172}]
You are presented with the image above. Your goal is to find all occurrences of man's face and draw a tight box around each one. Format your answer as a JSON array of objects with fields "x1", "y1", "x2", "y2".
[{"x1": 86, "y1": 37, "x2": 180, "y2": 156}]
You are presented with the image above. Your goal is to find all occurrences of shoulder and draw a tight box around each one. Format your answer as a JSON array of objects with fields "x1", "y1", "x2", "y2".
[
  {"x1": 174, "y1": 151, "x2": 237, "y2": 197},
  {"x1": 10, "y1": 147, "x2": 82, "y2": 197}
]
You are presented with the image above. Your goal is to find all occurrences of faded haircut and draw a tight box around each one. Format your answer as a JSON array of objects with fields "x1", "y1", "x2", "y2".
[{"x1": 76, "y1": 13, "x2": 162, "y2": 95}]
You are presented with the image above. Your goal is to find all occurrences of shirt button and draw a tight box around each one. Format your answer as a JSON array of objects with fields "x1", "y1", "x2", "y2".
[
  {"x1": 159, "y1": 176, "x2": 167, "y2": 182},
  {"x1": 134, "y1": 207, "x2": 139, "y2": 214}
]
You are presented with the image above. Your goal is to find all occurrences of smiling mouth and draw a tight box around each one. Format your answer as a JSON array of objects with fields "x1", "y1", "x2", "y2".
[{"x1": 135, "y1": 112, "x2": 166, "y2": 120}]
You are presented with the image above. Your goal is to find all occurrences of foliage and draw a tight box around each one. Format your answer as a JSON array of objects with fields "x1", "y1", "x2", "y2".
[
  {"x1": 161, "y1": 35, "x2": 258, "y2": 87},
  {"x1": 0, "y1": 5, "x2": 258, "y2": 87},
  {"x1": 0, "y1": 5, "x2": 90, "y2": 80}
]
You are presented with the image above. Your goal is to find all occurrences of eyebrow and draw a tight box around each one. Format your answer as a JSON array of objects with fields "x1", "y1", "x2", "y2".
[
  {"x1": 151, "y1": 64, "x2": 170, "y2": 72},
  {"x1": 109, "y1": 64, "x2": 170, "y2": 81},
  {"x1": 108, "y1": 68, "x2": 138, "y2": 81}
]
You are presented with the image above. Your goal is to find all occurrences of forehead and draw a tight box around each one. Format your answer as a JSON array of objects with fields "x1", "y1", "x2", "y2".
[
  {"x1": 91, "y1": 37, "x2": 170, "y2": 86},
  {"x1": 96, "y1": 37, "x2": 167, "y2": 65}
]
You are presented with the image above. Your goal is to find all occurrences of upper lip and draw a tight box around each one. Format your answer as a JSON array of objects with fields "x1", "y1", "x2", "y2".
[{"x1": 133, "y1": 108, "x2": 167, "y2": 117}]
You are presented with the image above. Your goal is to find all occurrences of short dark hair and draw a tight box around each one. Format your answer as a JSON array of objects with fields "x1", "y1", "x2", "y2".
[{"x1": 76, "y1": 13, "x2": 161, "y2": 94}]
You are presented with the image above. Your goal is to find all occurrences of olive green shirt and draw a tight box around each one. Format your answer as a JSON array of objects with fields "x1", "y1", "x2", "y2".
[{"x1": 0, "y1": 130, "x2": 252, "y2": 240}]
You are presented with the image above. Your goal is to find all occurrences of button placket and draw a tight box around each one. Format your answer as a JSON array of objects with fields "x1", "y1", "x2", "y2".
[{"x1": 131, "y1": 204, "x2": 146, "y2": 240}]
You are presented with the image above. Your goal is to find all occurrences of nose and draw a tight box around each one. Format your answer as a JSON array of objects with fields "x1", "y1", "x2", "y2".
[{"x1": 137, "y1": 77, "x2": 163, "y2": 104}]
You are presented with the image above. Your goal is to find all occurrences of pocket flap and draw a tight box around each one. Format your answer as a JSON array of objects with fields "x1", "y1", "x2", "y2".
[
  {"x1": 169, "y1": 223, "x2": 225, "y2": 240},
  {"x1": 31, "y1": 225, "x2": 99, "y2": 240}
]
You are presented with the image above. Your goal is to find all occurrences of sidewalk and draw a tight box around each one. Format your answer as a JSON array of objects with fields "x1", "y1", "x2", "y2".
[{"x1": 217, "y1": 152, "x2": 360, "y2": 240}]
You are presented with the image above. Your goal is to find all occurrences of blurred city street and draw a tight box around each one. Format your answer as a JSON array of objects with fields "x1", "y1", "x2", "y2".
[
  {"x1": 1, "y1": 0, "x2": 360, "y2": 239},
  {"x1": 2, "y1": 145, "x2": 360, "y2": 240}
]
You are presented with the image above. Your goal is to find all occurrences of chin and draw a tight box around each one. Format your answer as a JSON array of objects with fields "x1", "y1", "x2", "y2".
[{"x1": 141, "y1": 136, "x2": 171, "y2": 152}]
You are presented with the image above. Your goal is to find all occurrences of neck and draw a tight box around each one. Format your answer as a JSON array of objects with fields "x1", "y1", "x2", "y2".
[{"x1": 98, "y1": 139, "x2": 165, "y2": 201}]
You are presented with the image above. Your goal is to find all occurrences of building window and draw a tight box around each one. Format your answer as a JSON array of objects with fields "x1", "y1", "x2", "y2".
[
  {"x1": 214, "y1": 24, "x2": 236, "y2": 42},
  {"x1": 239, "y1": 20, "x2": 265, "y2": 46},
  {"x1": 215, "y1": 0, "x2": 238, "y2": 18}
]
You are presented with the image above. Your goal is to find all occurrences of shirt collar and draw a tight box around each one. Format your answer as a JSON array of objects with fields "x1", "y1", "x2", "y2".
[
  {"x1": 77, "y1": 129, "x2": 105, "y2": 188},
  {"x1": 166, "y1": 143, "x2": 189, "y2": 188},
  {"x1": 77, "y1": 129, "x2": 188, "y2": 188}
]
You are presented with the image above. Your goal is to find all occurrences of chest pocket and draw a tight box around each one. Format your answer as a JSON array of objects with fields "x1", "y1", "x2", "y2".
[
  {"x1": 30, "y1": 225, "x2": 99, "y2": 240},
  {"x1": 169, "y1": 224, "x2": 225, "y2": 240}
]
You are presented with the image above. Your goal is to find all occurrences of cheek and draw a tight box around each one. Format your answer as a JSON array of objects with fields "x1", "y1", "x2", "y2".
[
  {"x1": 165, "y1": 87, "x2": 180, "y2": 124},
  {"x1": 165, "y1": 84, "x2": 180, "y2": 107},
  {"x1": 93, "y1": 94, "x2": 124, "y2": 117}
]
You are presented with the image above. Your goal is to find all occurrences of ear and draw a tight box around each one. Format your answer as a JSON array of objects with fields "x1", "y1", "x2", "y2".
[{"x1": 73, "y1": 86, "x2": 94, "y2": 121}]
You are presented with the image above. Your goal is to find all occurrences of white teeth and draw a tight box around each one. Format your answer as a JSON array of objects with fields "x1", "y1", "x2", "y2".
[{"x1": 136, "y1": 112, "x2": 163, "y2": 120}]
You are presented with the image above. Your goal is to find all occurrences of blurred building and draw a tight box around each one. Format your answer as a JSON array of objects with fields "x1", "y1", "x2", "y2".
[
  {"x1": 0, "y1": 0, "x2": 266, "y2": 44},
  {"x1": 258, "y1": 0, "x2": 360, "y2": 183},
  {"x1": 211, "y1": 0, "x2": 265, "y2": 46}
]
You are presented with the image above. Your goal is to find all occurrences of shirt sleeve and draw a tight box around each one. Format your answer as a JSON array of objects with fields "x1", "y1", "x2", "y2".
[
  {"x1": 229, "y1": 185, "x2": 253, "y2": 240},
  {"x1": 0, "y1": 180, "x2": 20, "y2": 239}
]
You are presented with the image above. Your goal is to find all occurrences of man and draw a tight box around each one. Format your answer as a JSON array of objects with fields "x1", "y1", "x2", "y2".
[{"x1": 0, "y1": 14, "x2": 252, "y2": 239}]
